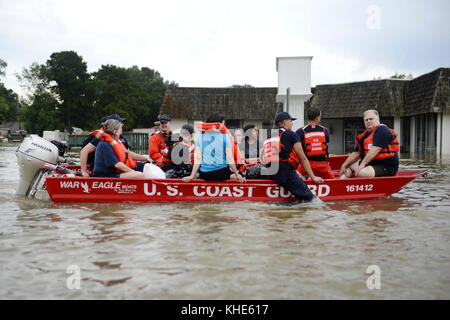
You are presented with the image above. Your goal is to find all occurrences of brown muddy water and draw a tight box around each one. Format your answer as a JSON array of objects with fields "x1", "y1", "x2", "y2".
[{"x1": 0, "y1": 143, "x2": 449, "y2": 299}]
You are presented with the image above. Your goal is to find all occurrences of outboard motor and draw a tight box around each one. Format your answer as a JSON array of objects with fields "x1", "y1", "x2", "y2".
[{"x1": 16, "y1": 135, "x2": 59, "y2": 196}]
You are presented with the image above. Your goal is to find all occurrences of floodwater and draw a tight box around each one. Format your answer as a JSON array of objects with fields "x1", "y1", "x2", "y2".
[{"x1": 0, "y1": 143, "x2": 449, "y2": 300}]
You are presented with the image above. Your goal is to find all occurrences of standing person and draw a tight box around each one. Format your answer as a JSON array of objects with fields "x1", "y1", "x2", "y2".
[
  {"x1": 242, "y1": 124, "x2": 261, "y2": 162},
  {"x1": 181, "y1": 114, "x2": 245, "y2": 183},
  {"x1": 262, "y1": 112, "x2": 323, "y2": 203},
  {"x1": 92, "y1": 119, "x2": 144, "y2": 178},
  {"x1": 339, "y1": 109, "x2": 399, "y2": 178},
  {"x1": 149, "y1": 114, "x2": 172, "y2": 167},
  {"x1": 295, "y1": 107, "x2": 335, "y2": 179},
  {"x1": 80, "y1": 114, "x2": 150, "y2": 177}
]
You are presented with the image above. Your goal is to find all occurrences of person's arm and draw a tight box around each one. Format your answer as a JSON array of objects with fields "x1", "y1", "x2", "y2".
[
  {"x1": 114, "y1": 161, "x2": 134, "y2": 173},
  {"x1": 339, "y1": 151, "x2": 360, "y2": 177},
  {"x1": 293, "y1": 142, "x2": 323, "y2": 184},
  {"x1": 80, "y1": 143, "x2": 96, "y2": 177},
  {"x1": 182, "y1": 146, "x2": 202, "y2": 182},
  {"x1": 226, "y1": 146, "x2": 245, "y2": 183},
  {"x1": 128, "y1": 150, "x2": 151, "y2": 162}
]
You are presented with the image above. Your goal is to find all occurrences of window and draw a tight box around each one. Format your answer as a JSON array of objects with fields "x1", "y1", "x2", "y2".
[{"x1": 225, "y1": 119, "x2": 242, "y2": 129}]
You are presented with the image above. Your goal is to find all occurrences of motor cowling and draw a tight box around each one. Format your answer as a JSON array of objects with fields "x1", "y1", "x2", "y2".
[{"x1": 16, "y1": 135, "x2": 59, "y2": 196}]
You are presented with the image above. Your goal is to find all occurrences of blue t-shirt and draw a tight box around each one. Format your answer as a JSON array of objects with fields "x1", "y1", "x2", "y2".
[
  {"x1": 279, "y1": 129, "x2": 301, "y2": 160},
  {"x1": 195, "y1": 132, "x2": 232, "y2": 172},
  {"x1": 92, "y1": 141, "x2": 120, "y2": 177}
]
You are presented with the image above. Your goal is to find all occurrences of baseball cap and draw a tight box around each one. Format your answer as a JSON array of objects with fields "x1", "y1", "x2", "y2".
[
  {"x1": 274, "y1": 112, "x2": 297, "y2": 123},
  {"x1": 100, "y1": 114, "x2": 126, "y2": 125},
  {"x1": 159, "y1": 114, "x2": 171, "y2": 123}
]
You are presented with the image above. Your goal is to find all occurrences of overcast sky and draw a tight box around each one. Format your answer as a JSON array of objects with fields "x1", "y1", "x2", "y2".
[{"x1": 1, "y1": 0, "x2": 449, "y2": 97}]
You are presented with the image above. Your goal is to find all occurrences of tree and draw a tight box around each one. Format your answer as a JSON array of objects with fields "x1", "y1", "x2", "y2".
[
  {"x1": 230, "y1": 84, "x2": 254, "y2": 88},
  {"x1": 390, "y1": 73, "x2": 413, "y2": 80},
  {"x1": 0, "y1": 58, "x2": 6, "y2": 78},
  {"x1": 45, "y1": 51, "x2": 92, "y2": 129},
  {"x1": 91, "y1": 64, "x2": 174, "y2": 131},
  {"x1": 0, "y1": 96, "x2": 9, "y2": 122},
  {"x1": 19, "y1": 91, "x2": 63, "y2": 135},
  {"x1": 0, "y1": 58, "x2": 20, "y2": 122},
  {"x1": 15, "y1": 62, "x2": 50, "y2": 103}
]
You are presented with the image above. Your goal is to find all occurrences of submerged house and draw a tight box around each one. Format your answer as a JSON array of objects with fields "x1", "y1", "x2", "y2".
[
  {"x1": 160, "y1": 86, "x2": 282, "y2": 131},
  {"x1": 159, "y1": 57, "x2": 449, "y2": 155},
  {"x1": 308, "y1": 67, "x2": 450, "y2": 155}
]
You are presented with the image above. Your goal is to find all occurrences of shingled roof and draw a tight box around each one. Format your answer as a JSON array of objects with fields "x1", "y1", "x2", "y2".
[
  {"x1": 160, "y1": 87, "x2": 283, "y2": 121},
  {"x1": 308, "y1": 67, "x2": 449, "y2": 118},
  {"x1": 404, "y1": 67, "x2": 450, "y2": 116}
]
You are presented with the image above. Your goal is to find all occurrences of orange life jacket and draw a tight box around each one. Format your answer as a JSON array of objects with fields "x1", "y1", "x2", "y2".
[
  {"x1": 262, "y1": 128, "x2": 288, "y2": 164},
  {"x1": 149, "y1": 130, "x2": 170, "y2": 166},
  {"x1": 301, "y1": 125, "x2": 328, "y2": 158},
  {"x1": 263, "y1": 128, "x2": 302, "y2": 168},
  {"x1": 356, "y1": 124, "x2": 400, "y2": 160},
  {"x1": 195, "y1": 122, "x2": 245, "y2": 171},
  {"x1": 93, "y1": 129, "x2": 137, "y2": 171}
]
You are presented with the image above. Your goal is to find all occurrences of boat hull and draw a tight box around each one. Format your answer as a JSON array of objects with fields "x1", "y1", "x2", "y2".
[{"x1": 44, "y1": 170, "x2": 429, "y2": 203}]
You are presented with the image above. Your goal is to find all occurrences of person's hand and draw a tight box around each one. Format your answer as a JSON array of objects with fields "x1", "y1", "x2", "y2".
[
  {"x1": 81, "y1": 170, "x2": 90, "y2": 177},
  {"x1": 339, "y1": 165, "x2": 347, "y2": 178},
  {"x1": 311, "y1": 175, "x2": 323, "y2": 184},
  {"x1": 237, "y1": 174, "x2": 246, "y2": 183},
  {"x1": 182, "y1": 175, "x2": 194, "y2": 183}
]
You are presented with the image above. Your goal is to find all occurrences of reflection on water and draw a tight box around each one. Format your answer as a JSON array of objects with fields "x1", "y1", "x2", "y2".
[{"x1": 0, "y1": 144, "x2": 449, "y2": 299}]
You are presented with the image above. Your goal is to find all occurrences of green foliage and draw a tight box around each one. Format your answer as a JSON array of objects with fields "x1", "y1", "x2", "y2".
[
  {"x1": 390, "y1": 73, "x2": 414, "y2": 80},
  {"x1": 0, "y1": 58, "x2": 21, "y2": 122},
  {"x1": 230, "y1": 84, "x2": 254, "y2": 88},
  {"x1": 92, "y1": 64, "x2": 172, "y2": 131},
  {"x1": 0, "y1": 58, "x2": 6, "y2": 78},
  {"x1": 15, "y1": 62, "x2": 50, "y2": 102},
  {"x1": 6, "y1": 52, "x2": 178, "y2": 133},
  {"x1": 45, "y1": 51, "x2": 93, "y2": 129},
  {"x1": 0, "y1": 96, "x2": 9, "y2": 121},
  {"x1": 19, "y1": 91, "x2": 64, "y2": 135}
]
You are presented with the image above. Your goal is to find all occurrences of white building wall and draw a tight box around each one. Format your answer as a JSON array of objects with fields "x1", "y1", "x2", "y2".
[
  {"x1": 441, "y1": 113, "x2": 450, "y2": 155},
  {"x1": 276, "y1": 56, "x2": 313, "y2": 132},
  {"x1": 169, "y1": 118, "x2": 189, "y2": 132},
  {"x1": 321, "y1": 118, "x2": 344, "y2": 154},
  {"x1": 410, "y1": 116, "x2": 416, "y2": 154}
]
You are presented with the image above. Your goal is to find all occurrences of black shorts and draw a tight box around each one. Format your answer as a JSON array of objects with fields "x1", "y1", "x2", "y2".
[
  {"x1": 372, "y1": 164, "x2": 397, "y2": 177},
  {"x1": 199, "y1": 167, "x2": 232, "y2": 181}
]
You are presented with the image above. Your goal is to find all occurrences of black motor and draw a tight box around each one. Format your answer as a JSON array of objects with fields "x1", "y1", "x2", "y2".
[{"x1": 50, "y1": 140, "x2": 71, "y2": 157}]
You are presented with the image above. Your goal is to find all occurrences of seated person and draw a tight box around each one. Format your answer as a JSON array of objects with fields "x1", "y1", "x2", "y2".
[
  {"x1": 181, "y1": 114, "x2": 245, "y2": 183},
  {"x1": 339, "y1": 109, "x2": 399, "y2": 178},
  {"x1": 295, "y1": 107, "x2": 335, "y2": 179},
  {"x1": 234, "y1": 128, "x2": 245, "y2": 155},
  {"x1": 80, "y1": 114, "x2": 150, "y2": 176},
  {"x1": 162, "y1": 124, "x2": 195, "y2": 178},
  {"x1": 241, "y1": 124, "x2": 262, "y2": 163},
  {"x1": 92, "y1": 119, "x2": 144, "y2": 178},
  {"x1": 149, "y1": 114, "x2": 172, "y2": 168}
]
